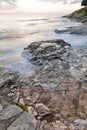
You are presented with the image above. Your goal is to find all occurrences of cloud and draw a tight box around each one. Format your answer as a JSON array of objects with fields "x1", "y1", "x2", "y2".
[
  {"x1": 0, "y1": 0, "x2": 81, "y2": 10},
  {"x1": 0, "y1": 0, "x2": 16, "y2": 9},
  {"x1": 39, "y1": 0, "x2": 81, "y2": 4}
]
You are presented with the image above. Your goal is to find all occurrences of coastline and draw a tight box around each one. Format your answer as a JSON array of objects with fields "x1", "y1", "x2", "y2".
[{"x1": 0, "y1": 11, "x2": 87, "y2": 129}]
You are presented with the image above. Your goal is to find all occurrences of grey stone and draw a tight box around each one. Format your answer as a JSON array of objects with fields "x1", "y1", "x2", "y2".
[
  {"x1": 74, "y1": 119, "x2": 87, "y2": 127},
  {"x1": 0, "y1": 105, "x2": 23, "y2": 120},
  {"x1": 7, "y1": 112, "x2": 37, "y2": 130},
  {"x1": 35, "y1": 103, "x2": 50, "y2": 115},
  {"x1": 51, "y1": 120, "x2": 68, "y2": 130},
  {"x1": 0, "y1": 104, "x2": 3, "y2": 112}
]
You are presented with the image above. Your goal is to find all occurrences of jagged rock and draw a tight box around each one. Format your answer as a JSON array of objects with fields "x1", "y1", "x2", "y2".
[
  {"x1": 55, "y1": 25, "x2": 87, "y2": 35},
  {"x1": 30, "y1": 92, "x2": 40, "y2": 103},
  {"x1": 51, "y1": 120, "x2": 68, "y2": 130},
  {"x1": 0, "y1": 72, "x2": 18, "y2": 88},
  {"x1": 38, "y1": 92, "x2": 51, "y2": 105},
  {"x1": 35, "y1": 103, "x2": 50, "y2": 115},
  {"x1": 7, "y1": 112, "x2": 37, "y2": 130},
  {"x1": 26, "y1": 39, "x2": 71, "y2": 66}
]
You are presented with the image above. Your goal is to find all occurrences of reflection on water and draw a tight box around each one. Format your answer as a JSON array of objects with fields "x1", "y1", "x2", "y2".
[{"x1": 0, "y1": 13, "x2": 87, "y2": 75}]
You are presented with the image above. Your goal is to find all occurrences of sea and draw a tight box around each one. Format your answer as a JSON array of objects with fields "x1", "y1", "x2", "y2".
[{"x1": 0, "y1": 12, "x2": 87, "y2": 76}]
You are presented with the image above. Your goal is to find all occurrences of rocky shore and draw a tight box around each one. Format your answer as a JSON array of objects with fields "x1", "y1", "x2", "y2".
[
  {"x1": 0, "y1": 39, "x2": 87, "y2": 130},
  {"x1": 55, "y1": 25, "x2": 87, "y2": 35},
  {"x1": 64, "y1": 7, "x2": 87, "y2": 23},
  {"x1": 54, "y1": 7, "x2": 87, "y2": 36}
]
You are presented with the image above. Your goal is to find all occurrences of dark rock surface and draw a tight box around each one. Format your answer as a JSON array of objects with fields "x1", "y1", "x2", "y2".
[{"x1": 55, "y1": 25, "x2": 87, "y2": 35}]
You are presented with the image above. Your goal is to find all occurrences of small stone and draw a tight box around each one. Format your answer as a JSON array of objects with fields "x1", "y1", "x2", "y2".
[
  {"x1": 26, "y1": 96, "x2": 31, "y2": 101},
  {"x1": 19, "y1": 98, "x2": 25, "y2": 105},
  {"x1": 33, "y1": 110, "x2": 38, "y2": 117},
  {"x1": 7, "y1": 93, "x2": 14, "y2": 97},
  {"x1": 31, "y1": 92, "x2": 40, "y2": 103},
  {"x1": 28, "y1": 106, "x2": 34, "y2": 114}
]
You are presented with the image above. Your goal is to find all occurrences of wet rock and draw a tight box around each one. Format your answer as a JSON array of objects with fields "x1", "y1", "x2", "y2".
[
  {"x1": 7, "y1": 112, "x2": 37, "y2": 130},
  {"x1": 0, "y1": 72, "x2": 19, "y2": 88},
  {"x1": 40, "y1": 83, "x2": 57, "y2": 90},
  {"x1": 55, "y1": 29, "x2": 67, "y2": 34},
  {"x1": 55, "y1": 25, "x2": 87, "y2": 35},
  {"x1": 26, "y1": 39, "x2": 71, "y2": 66}
]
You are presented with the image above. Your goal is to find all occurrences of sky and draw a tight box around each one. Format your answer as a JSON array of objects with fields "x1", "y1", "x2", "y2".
[{"x1": 0, "y1": 0, "x2": 81, "y2": 13}]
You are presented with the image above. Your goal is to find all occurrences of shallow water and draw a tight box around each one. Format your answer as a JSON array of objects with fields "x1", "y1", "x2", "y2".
[{"x1": 0, "y1": 13, "x2": 87, "y2": 75}]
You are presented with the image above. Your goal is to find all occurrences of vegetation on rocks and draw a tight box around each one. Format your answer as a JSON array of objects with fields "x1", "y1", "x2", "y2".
[
  {"x1": 81, "y1": 0, "x2": 87, "y2": 6},
  {"x1": 65, "y1": 7, "x2": 87, "y2": 23},
  {"x1": 75, "y1": 7, "x2": 87, "y2": 15},
  {"x1": 16, "y1": 102, "x2": 28, "y2": 112}
]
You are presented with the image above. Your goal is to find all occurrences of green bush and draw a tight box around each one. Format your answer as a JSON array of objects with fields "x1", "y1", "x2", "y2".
[{"x1": 81, "y1": 0, "x2": 87, "y2": 6}]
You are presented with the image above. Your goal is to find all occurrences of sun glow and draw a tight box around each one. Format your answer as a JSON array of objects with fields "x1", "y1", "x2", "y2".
[
  {"x1": 0, "y1": 0, "x2": 80, "y2": 13},
  {"x1": 17, "y1": 0, "x2": 54, "y2": 12},
  {"x1": 16, "y1": 0, "x2": 80, "y2": 13}
]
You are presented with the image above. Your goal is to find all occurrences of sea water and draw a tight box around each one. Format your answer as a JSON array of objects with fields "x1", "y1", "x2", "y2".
[{"x1": 0, "y1": 13, "x2": 87, "y2": 75}]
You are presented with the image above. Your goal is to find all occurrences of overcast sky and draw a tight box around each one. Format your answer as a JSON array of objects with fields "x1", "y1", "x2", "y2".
[{"x1": 0, "y1": 0, "x2": 81, "y2": 12}]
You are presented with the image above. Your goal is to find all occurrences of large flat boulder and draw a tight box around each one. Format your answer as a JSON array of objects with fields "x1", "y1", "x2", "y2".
[{"x1": 7, "y1": 112, "x2": 37, "y2": 130}]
